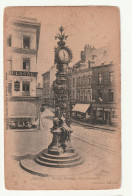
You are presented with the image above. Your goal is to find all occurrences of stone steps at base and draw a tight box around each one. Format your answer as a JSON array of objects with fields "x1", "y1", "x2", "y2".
[
  {"x1": 35, "y1": 156, "x2": 84, "y2": 168},
  {"x1": 37, "y1": 153, "x2": 81, "y2": 164},
  {"x1": 41, "y1": 149, "x2": 78, "y2": 160}
]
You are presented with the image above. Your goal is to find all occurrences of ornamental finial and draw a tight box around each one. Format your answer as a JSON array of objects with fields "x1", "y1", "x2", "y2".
[{"x1": 55, "y1": 26, "x2": 68, "y2": 45}]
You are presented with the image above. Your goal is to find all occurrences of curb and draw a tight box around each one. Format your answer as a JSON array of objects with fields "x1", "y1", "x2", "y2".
[{"x1": 71, "y1": 118, "x2": 117, "y2": 131}]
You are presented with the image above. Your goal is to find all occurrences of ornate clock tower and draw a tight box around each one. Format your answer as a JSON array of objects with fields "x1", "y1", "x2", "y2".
[
  {"x1": 20, "y1": 27, "x2": 83, "y2": 171},
  {"x1": 35, "y1": 26, "x2": 84, "y2": 167}
]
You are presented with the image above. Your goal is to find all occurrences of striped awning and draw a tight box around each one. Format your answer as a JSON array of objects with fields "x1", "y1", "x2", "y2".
[{"x1": 72, "y1": 104, "x2": 90, "y2": 113}]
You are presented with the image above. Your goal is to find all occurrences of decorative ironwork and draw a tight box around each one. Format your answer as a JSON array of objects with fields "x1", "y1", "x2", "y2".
[{"x1": 55, "y1": 25, "x2": 68, "y2": 47}]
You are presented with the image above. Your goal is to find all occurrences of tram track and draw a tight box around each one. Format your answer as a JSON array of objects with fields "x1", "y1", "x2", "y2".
[
  {"x1": 41, "y1": 113, "x2": 118, "y2": 155},
  {"x1": 72, "y1": 132, "x2": 117, "y2": 155}
]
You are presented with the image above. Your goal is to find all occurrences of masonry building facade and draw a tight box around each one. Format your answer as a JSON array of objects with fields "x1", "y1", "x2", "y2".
[
  {"x1": 41, "y1": 44, "x2": 118, "y2": 126},
  {"x1": 5, "y1": 17, "x2": 41, "y2": 129},
  {"x1": 42, "y1": 65, "x2": 56, "y2": 106}
]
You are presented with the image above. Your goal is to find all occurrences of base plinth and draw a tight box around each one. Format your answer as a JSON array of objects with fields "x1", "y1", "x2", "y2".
[
  {"x1": 20, "y1": 150, "x2": 99, "y2": 177},
  {"x1": 35, "y1": 149, "x2": 83, "y2": 168}
]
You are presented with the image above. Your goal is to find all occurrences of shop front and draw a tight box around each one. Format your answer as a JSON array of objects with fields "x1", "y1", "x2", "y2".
[
  {"x1": 71, "y1": 103, "x2": 91, "y2": 122},
  {"x1": 91, "y1": 103, "x2": 117, "y2": 126},
  {"x1": 8, "y1": 98, "x2": 39, "y2": 129}
]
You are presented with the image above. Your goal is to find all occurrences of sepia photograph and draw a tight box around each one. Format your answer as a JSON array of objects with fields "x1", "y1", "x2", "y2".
[{"x1": 4, "y1": 6, "x2": 121, "y2": 190}]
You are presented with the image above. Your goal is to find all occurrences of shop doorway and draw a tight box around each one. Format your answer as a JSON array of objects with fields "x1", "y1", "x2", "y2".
[{"x1": 104, "y1": 111, "x2": 110, "y2": 125}]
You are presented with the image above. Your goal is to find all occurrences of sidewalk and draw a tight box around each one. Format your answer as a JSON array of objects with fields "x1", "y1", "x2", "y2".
[{"x1": 71, "y1": 118, "x2": 118, "y2": 131}]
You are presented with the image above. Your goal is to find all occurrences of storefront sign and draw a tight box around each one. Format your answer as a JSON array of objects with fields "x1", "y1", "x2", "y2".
[{"x1": 9, "y1": 71, "x2": 38, "y2": 77}]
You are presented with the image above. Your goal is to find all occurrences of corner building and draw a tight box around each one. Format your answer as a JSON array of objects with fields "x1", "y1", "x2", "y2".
[
  {"x1": 91, "y1": 63, "x2": 117, "y2": 125},
  {"x1": 5, "y1": 17, "x2": 41, "y2": 129}
]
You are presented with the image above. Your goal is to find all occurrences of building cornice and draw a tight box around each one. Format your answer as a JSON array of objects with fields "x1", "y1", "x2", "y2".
[
  {"x1": 12, "y1": 47, "x2": 37, "y2": 55},
  {"x1": 92, "y1": 63, "x2": 114, "y2": 69}
]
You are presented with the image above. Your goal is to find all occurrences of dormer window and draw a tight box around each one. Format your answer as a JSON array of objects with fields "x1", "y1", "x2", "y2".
[{"x1": 23, "y1": 36, "x2": 30, "y2": 49}]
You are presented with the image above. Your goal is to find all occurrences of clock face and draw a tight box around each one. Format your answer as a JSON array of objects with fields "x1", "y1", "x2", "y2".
[{"x1": 58, "y1": 49, "x2": 70, "y2": 63}]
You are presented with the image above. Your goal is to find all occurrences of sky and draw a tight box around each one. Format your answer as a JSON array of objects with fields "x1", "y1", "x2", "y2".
[{"x1": 5, "y1": 6, "x2": 120, "y2": 84}]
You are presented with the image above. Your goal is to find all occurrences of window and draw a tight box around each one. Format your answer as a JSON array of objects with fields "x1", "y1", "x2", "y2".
[
  {"x1": 23, "y1": 58, "x2": 30, "y2": 71},
  {"x1": 111, "y1": 109, "x2": 117, "y2": 119},
  {"x1": 97, "y1": 110, "x2": 103, "y2": 119},
  {"x1": 88, "y1": 75, "x2": 91, "y2": 85},
  {"x1": 8, "y1": 83, "x2": 12, "y2": 95},
  {"x1": 82, "y1": 90, "x2": 85, "y2": 100},
  {"x1": 43, "y1": 83, "x2": 46, "y2": 88},
  {"x1": 83, "y1": 77, "x2": 85, "y2": 85},
  {"x1": 37, "y1": 83, "x2": 41, "y2": 88},
  {"x1": 14, "y1": 81, "x2": 20, "y2": 91},
  {"x1": 77, "y1": 77, "x2": 80, "y2": 86},
  {"x1": 47, "y1": 89, "x2": 49, "y2": 95},
  {"x1": 109, "y1": 72, "x2": 114, "y2": 83},
  {"x1": 111, "y1": 110, "x2": 115, "y2": 118},
  {"x1": 98, "y1": 73, "x2": 103, "y2": 84},
  {"x1": 84, "y1": 76, "x2": 87, "y2": 85},
  {"x1": 7, "y1": 57, "x2": 12, "y2": 71},
  {"x1": 98, "y1": 89, "x2": 103, "y2": 101},
  {"x1": 80, "y1": 91, "x2": 83, "y2": 101},
  {"x1": 92, "y1": 54, "x2": 97, "y2": 60},
  {"x1": 81, "y1": 78, "x2": 83, "y2": 85},
  {"x1": 22, "y1": 82, "x2": 30, "y2": 96},
  {"x1": 78, "y1": 91, "x2": 80, "y2": 100},
  {"x1": 72, "y1": 90, "x2": 75, "y2": 99},
  {"x1": 7, "y1": 35, "x2": 12, "y2": 47},
  {"x1": 109, "y1": 89, "x2": 114, "y2": 101},
  {"x1": 68, "y1": 78, "x2": 71, "y2": 87},
  {"x1": 79, "y1": 77, "x2": 81, "y2": 85},
  {"x1": 47, "y1": 82, "x2": 50, "y2": 88},
  {"x1": 84, "y1": 90, "x2": 87, "y2": 101},
  {"x1": 73, "y1": 78, "x2": 75, "y2": 87},
  {"x1": 23, "y1": 36, "x2": 30, "y2": 49},
  {"x1": 88, "y1": 61, "x2": 91, "y2": 68},
  {"x1": 88, "y1": 90, "x2": 91, "y2": 101}
]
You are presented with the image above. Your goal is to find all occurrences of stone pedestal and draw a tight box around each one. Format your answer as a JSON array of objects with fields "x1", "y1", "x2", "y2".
[{"x1": 34, "y1": 115, "x2": 83, "y2": 168}]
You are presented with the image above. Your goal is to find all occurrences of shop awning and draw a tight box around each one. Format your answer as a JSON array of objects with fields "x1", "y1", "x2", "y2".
[
  {"x1": 8, "y1": 101, "x2": 37, "y2": 118},
  {"x1": 72, "y1": 104, "x2": 90, "y2": 113}
]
